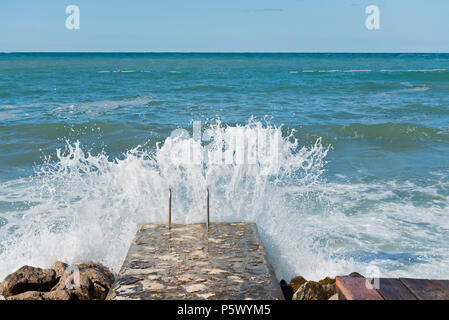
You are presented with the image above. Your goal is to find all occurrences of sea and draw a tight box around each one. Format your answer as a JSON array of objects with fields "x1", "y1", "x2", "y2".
[{"x1": 0, "y1": 53, "x2": 448, "y2": 282}]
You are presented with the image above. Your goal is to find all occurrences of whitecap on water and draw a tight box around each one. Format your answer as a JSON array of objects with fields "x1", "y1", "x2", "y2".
[
  {"x1": 0, "y1": 119, "x2": 448, "y2": 282},
  {"x1": 0, "y1": 120, "x2": 332, "y2": 281}
]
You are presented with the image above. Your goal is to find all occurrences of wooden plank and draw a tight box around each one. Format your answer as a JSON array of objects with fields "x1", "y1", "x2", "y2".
[
  {"x1": 377, "y1": 278, "x2": 417, "y2": 300},
  {"x1": 336, "y1": 276, "x2": 384, "y2": 300},
  {"x1": 400, "y1": 278, "x2": 449, "y2": 300}
]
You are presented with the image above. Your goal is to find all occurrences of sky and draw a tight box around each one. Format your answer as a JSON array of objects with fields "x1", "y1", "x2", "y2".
[{"x1": 1, "y1": 0, "x2": 449, "y2": 52}]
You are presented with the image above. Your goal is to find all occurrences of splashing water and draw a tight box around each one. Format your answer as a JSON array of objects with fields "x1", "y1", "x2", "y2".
[
  {"x1": 0, "y1": 120, "x2": 334, "y2": 281},
  {"x1": 2, "y1": 53, "x2": 449, "y2": 283},
  {"x1": 2, "y1": 119, "x2": 449, "y2": 282}
]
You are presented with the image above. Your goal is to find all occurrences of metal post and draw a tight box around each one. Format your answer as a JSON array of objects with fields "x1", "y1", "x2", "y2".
[
  {"x1": 168, "y1": 188, "x2": 172, "y2": 230},
  {"x1": 206, "y1": 188, "x2": 210, "y2": 230}
]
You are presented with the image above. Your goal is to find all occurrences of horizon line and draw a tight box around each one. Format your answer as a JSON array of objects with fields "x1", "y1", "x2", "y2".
[{"x1": 2, "y1": 51, "x2": 449, "y2": 54}]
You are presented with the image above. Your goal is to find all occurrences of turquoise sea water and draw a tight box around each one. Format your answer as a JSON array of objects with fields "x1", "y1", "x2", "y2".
[{"x1": 0, "y1": 53, "x2": 448, "y2": 281}]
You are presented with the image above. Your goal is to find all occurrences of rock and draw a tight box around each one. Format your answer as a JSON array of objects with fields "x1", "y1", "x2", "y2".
[
  {"x1": 7, "y1": 291, "x2": 44, "y2": 300},
  {"x1": 279, "y1": 280, "x2": 294, "y2": 300},
  {"x1": 0, "y1": 266, "x2": 58, "y2": 297},
  {"x1": 52, "y1": 269, "x2": 90, "y2": 300},
  {"x1": 289, "y1": 276, "x2": 307, "y2": 292},
  {"x1": 318, "y1": 277, "x2": 336, "y2": 299},
  {"x1": 289, "y1": 276, "x2": 336, "y2": 300},
  {"x1": 1, "y1": 262, "x2": 114, "y2": 300},
  {"x1": 51, "y1": 262, "x2": 114, "y2": 300},
  {"x1": 318, "y1": 277, "x2": 335, "y2": 286},
  {"x1": 77, "y1": 262, "x2": 115, "y2": 286},
  {"x1": 51, "y1": 261, "x2": 68, "y2": 279},
  {"x1": 292, "y1": 281, "x2": 329, "y2": 300},
  {"x1": 42, "y1": 290, "x2": 75, "y2": 300},
  {"x1": 328, "y1": 293, "x2": 339, "y2": 300},
  {"x1": 349, "y1": 272, "x2": 364, "y2": 278},
  {"x1": 7, "y1": 290, "x2": 75, "y2": 300},
  {"x1": 78, "y1": 269, "x2": 109, "y2": 300},
  {"x1": 322, "y1": 283, "x2": 336, "y2": 299}
]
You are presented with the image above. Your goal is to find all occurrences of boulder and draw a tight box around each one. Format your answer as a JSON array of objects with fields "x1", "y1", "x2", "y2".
[
  {"x1": 7, "y1": 291, "x2": 44, "y2": 300},
  {"x1": 288, "y1": 276, "x2": 307, "y2": 292},
  {"x1": 318, "y1": 277, "x2": 336, "y2": 299},
  {"x1": 42, "y1": 290, "x2": 75, "y2": 300},
  {"x1": 51, "y1": 262, "x2": 115, "y2": 300},
  {"x1": 349, "y1": 272, "x2": 364, "y2": 278},
  {"x1": 318, "y1": 277, "x2": 335, "y2": 286},
  {"x1": 0, "y1": 266, "x2": 57, "y2": 297},
  {"x1": 7, "y1": 290, "x2": 75, "y2": 300},
  {"x1": 52, "y1": 269, "x2": 91, "y2": 300},
  {"x1": 51, "y1": 261, "x2": 68, "y2": 278},
  {"x1": 328, "y1": 293, "x2": 339, "y2": 300},
  {"x1": 77, "y1": 263, "x2": 115, "y2": 286},
  {"x1": 0, "y1": 262, "x2": 114, "y2": 300},
  {"x1": 322, "y1": 283, "x2": 336, "y2": 299},
  {"x1": 292, "y1": 281, "x2": 329, "y2": 300}
]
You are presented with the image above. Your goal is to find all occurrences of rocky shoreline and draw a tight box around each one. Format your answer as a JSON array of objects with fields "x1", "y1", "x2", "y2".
[
  {"x1": 1, "y1": 262, "x2": 364, "y2": 300},
  {"x1": 280, "y1": 272, "x2": 365, "y2": 300},
  {"x1": 0, "y1": 262, "x2": 115, "y2": 300}
]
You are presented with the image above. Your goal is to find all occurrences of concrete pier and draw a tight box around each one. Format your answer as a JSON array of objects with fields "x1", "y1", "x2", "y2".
[{"x1": 106, "y1": 223, "x2": 283, "y2": 300}]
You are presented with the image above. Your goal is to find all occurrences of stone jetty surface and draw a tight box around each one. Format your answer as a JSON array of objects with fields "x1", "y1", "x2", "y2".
[{"x1": 107, "y1": 222, "x2": 283, "y2": 300}]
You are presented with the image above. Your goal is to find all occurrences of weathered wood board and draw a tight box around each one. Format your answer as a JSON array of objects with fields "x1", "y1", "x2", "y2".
[
  {"x1": 336, "y1": 276, "x2": 383, "y2": 300},
  {"x1": 107, "y1": 223, "x2": 283, "y2": 300},
  {"x1": 400, "y1": 278, "x2": 449, "y2": 300},
  {"x1": 378, "y1": 278, "x2": 417, "y2": 300},
  {"x1": 337, "y1": 276, "x2": 449, "y2": 300}
]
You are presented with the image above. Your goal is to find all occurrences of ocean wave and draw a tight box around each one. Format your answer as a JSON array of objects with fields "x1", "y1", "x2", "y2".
[
  {"x1": 294, "y1": 123, "x2": 449, "y2": 143},
  {"x1": 0, "y1": 120, "x2": 331, "y2": 281},
  {"x1": 298, "y1": 69, "x2": 447, "y2": 78},
  {"x1": 384, "y1": 104, "x2": 449, "y2": 116},
  {"x1": 378, "y1": 86, "x2": 430, "y2": 96},
  {"x1": 172, "y1": 85, "x2": 233, "y2": 93},
  {"x1": 0, "y1": 96, "x2": 154, "y2": 111},
  {"x1": 0, "y1": 96, "x2": 156, "y2": 122},
  {"x1": 0, "y1": 120, "x2": 448, "y2": 282},
  {"x1": 343, "y1": 70, "x2": 371, "y2": 73}
]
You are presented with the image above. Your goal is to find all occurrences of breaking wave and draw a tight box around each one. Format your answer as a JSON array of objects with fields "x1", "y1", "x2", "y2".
[{"x1": 0, "y1": 120, "x2": 331, "y2": 280}]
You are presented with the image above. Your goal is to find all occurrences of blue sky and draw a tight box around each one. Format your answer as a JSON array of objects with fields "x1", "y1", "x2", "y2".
[{"x1": 1, "y1": 0, "x2": 448, "y2": 52}]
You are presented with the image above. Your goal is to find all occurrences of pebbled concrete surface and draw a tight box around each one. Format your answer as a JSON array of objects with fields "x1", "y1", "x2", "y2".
[{"x1": 107, "y1": 223, "x2": 283, "y2": 300}]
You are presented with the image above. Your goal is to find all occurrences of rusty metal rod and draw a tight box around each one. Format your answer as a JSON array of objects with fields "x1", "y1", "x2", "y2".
[
  {"x1": 206, "y1": 188, "x2": 210, "y2": 230},
  {"x1": 168, "y1": 188, "x2": 172, "y2": 230}
]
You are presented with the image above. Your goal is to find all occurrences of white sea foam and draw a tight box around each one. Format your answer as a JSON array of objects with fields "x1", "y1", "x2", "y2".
[
  {"x1": 343, "y1": 70, "x2": 371, "y2": 72},
  {"x1": 407, "y1": 69, "x2": 446, "y2": 72},
  {"x1": 318, "y1": 70, "x2": 340, "y2": 73},
  {"x1": 378, "y1": 85, "x2": 430, "y2": 97},
  {"x1": 0, "y1": 97, "x2": 157, "y2": 122},
  {"x1": 0, "y1": 120, "x2": 448, "y2": 282},
  {"x1": 0, "y1": 121, "x2": 331, "y2": 281},
  {"x1": 1, "y1": 96, "x2": 153, "y2": 111}
]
